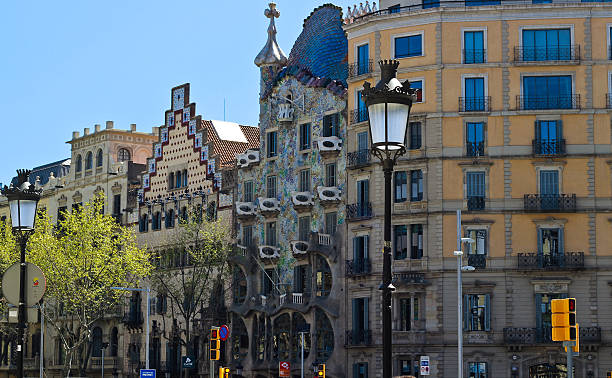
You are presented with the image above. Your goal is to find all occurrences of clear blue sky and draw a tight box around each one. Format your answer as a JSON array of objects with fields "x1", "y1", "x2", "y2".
[{"x1": 0, "y1": 0, "x2": 352, "y2": 185}]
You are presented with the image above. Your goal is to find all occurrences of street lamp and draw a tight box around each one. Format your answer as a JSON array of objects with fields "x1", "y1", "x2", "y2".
[
  {"x1": 2, "y1": 169, "x2": 41, "y2": 378},
  {"x1": 362, "y1": 60, "x2": 417, "y2": 378},
  {"x1": 454, "y1": 234, "x2": 475, "y2": 378}
]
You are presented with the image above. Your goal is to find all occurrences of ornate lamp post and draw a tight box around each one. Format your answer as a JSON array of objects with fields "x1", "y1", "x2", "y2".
[
  {"x1": 2, "y1": 170, "x2": 41, "y2": 378},
  {"x1": 362, "y1": 60, "x2": 417, "y2": 378}
]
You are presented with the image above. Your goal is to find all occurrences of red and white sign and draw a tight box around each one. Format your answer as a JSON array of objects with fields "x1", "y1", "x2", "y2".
[
  {"x1": 279, "y1": 361, "x2": 290, "y2": 377},
  {"x1": 420, "y1": 355, "x2": 430, "y2": 375},
  {"x1": 219, "y1": 325, "x2": 229, "y2": 341}
]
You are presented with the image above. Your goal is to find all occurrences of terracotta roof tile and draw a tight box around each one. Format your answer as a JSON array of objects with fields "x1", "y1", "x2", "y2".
[{"x1": 201, "y1": 121, "x2": 260, "y2": 169}]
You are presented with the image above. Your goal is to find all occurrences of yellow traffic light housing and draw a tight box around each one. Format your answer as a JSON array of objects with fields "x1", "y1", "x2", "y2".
[
  {"x1": 551, "y1": 298, "x2": 577, "y2": 342},
  {"x1": 317, "y1": 364, "x2": 326, "y2": 378},
  {"x1": 210, "y1": 327, "x2": 220, "y2": 361},
  {"x1": 223, "y1": 367, "x2": 230, "y2": 378}
]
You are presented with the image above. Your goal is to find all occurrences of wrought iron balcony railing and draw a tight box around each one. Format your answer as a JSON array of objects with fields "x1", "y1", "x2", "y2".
[
  {"x1": 348, "y1": 60, "x2": 373, "y2": 78},
  {"x1": 466, "y1": 141, "x2": 485, "y2": 157},
  {"x1": 393, "y1": 272, "x2": 426, "y2": 285},
  {"x1": 347, "y1": 149, "x2": 372, "y2": 168},
  {"x1": 516, "y1": 94, "x2": 580, "y2": 110},
  {"x1": 532, "y1": 139, "x2": 566, "y2": 155},
  {"x1": 463, "y1": 49, "x2": 486, "y2": 64},
  {"x1": 345, "y1": 329, "x2": 372, "y2": 346},
  {"x1": 514, "y1": 45, "x2": 580, "y2": 62},
  {"x1": 580, "y1": 326, "x2": 602, "y2": 343},
  {"x1": 467, "y1": 254, "x2": 486, "y2": 269},
  {"x1": 517, "y1": 252, "x2": 584, "y2": 270},
  {"x1": 346, "y1": 259, "x2": 372, "y2": 277},
  {"x1": 607, "y1": 93, "x2": 612, "y2": 109},
  {"x1": 350, "y1": 108, "x2": 369, "y2": 124},
  {"x1": 467, "y1": 196, "x2": 485, "y2": 211},
  {"x1": 523, "y1": 194, "x2": 576, "y2": 212},
  {"x1": 459, "y1": 96, "x2": 491, "y2": 112},
  {"x1": 504, "y1": 326, "x2": 600, "y2": 345},
  {"x1": 347, "y1": 202, "x2": 372, "y2": 221}
]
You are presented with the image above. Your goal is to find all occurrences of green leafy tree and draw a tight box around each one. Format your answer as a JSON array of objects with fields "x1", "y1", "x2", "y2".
[{"x1": 0, "y1": 195, "x2": 152, "y2": 377}]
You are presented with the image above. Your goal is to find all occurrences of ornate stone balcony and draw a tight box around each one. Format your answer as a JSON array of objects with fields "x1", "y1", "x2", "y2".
[
  {"x1": 517, "y1": 252, "x2": 584, "y2": 270},
  {"x1": 347, "y1": 149, "x2": 372, "y2": 169},
  {"x1": 346, "y1": 259, "x2": 372, "y2": 277},
  {"x1": 523, "y1": 194, "x2": 576, "y2": 212},
  {"x1": 345, "y1": 330, "x2": 372, "y2": 346},
  {"x1": 347, "y1": 202, "x2": 372, "y2": 221}
]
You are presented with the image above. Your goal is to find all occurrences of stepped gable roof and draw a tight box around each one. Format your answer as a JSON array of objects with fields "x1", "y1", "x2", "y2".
[{"x1": 201, "y1": 120, "x2": 259, "y2": 169}]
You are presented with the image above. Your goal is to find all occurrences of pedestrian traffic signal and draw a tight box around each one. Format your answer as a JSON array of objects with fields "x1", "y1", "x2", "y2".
[
  {"x1": 317, "y1": 364, "x2": 325, "y2": 378},
  {"x1": 210, "y1": 327, "x2": 220, "y2": 361},
  {"x1": 218, "y1": 367, "x2": 230, "y2": 378},
  {"x1": 551, "y1": 298, "x2": 577, "y2": 342}
]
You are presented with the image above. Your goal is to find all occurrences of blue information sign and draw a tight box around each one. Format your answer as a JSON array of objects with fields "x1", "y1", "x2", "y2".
[{"x1": 140, "y1": 369, "x2": 156, "y2": 378}]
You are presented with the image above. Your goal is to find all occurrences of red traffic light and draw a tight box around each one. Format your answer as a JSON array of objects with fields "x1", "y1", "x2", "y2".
[{"x1": 568, "y1": 298, "x2": 575, "y2": 311}]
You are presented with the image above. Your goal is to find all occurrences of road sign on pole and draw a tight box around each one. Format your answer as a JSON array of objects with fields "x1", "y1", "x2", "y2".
[
  {"x1": 420, "y1": 356, "x2": 430, "y2": 375},
  {"x1": 219, "y1": 324, "x2": 229, "y2": 341},
  {"x1": 182, "y1": 356, "x2": 194, "y2": 369},
  {"x1": 140, "y1": 369, "x2": 156, "y2": 378},
  {"x1": 279, "y1": 361, "x2": 290, "y2": 377},
  {"x1": 2, "y1": 262, "x2": 46, "y2": 306}
]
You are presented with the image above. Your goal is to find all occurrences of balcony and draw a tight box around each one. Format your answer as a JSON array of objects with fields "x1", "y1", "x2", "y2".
[
  {"x1": 308, "y1": 232, "x2": 334, "y2": 257},
  {"x1": 347, "y1": 202, "x2": 372, "y2": 221},
  {"x1": 259, "y1": 245, "x2": 280, "y2": 259},
  {"x1": 517, "y1": 252, "x2": 584, "y2": 270},
  {"x1": 345, "y1": 330, "x2": 372, "y2": 346},
  {"x1": 504, "y1": 326, "x2": 600, "y2": 345},
  {"x1": 516, "y1": 95, "x2": 580, "y2": 110},
  {"x1": 316, "y1": 136, "x2": 342, "y2": 155},
  {"x1": 523, "y1": 194, "x2": 576, "y2": 212},
  {"x1": 514, "y1": 45, "x2": 580, "y2": 63},
  {"x1": 580, "y1": 326, "x2": 602, "y2": 344},
  {"x1": 467, "y1": 254, "x2": 487, "y2": 269},
  {"x1": 290, "y1": 240, "x2": 309, "y2": 256},
  {"x1": 230, "y1": 244, "x2": 255, "y2": 266},
  {"x1": 347, "y1": 149, "x2": 372, "y2": 169},
  {"x1": 258, "y1": 197, "x2": 280, "y2": 214},
  {"x1": 532, "y1": 139, "x2": 566, "y2": 155},
  {"x1": 279, "y1": 291, "x2": 310, "y2": 306},
  {"x1": 393, "y1": 272, "x2": 426, "y2": 285},
  {"x1": 317, "y1": 186, "x2": 341, "y2": 204},
  {"x1": 459, "y1": 97, "x2": 491, "y2": 112},
  {"x1": 463, "y1": 49, "x2": 486, "y2": 64},
  {"x1": 291, "y1": 192, "x2": 314, "y2": 210},
  {"x1": 467, "y1": 196, "x2": 485, "y2": 211},
  {"x1": 348, "y1": 60, "x2": 373, "y2": 78},
  {"x1": 236, "y1": 149, "x2": 260, "y2": 169},
  {"x1": 350, "y1": 108, "x2": 369, "y2": 125},
  {"x1": 122, "y1": 308, "x2": 143, "y2": 328},
  {"x1": 346, "y1": 259, "x2": 372, "y2": 277},
  {"x1": 236, "y1": 201, "x2": 256, "y2": 218},
  {"x1": 466, "y1": 142, "x2": 485, "y2": 157}
]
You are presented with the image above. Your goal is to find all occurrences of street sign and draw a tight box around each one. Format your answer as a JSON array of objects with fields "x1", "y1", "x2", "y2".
[
  {"x1": 219, "y1": 324, "x2": 229, "y2": 341},
  {"x1": 420, "y1": 355, "x2": 430, "y2": 375},
  {"x1": 279, "y1": 361, "x2": 290, "y2": 377},
  {"x1": 182, "y1": 356, "x2": 194, "y2": 369},
  {"x1": 2, "y1": 262, "x2": 46, "y2": 306},
  {"x1": 140, "y1": 369, "x2": 156, "y2": 378}
]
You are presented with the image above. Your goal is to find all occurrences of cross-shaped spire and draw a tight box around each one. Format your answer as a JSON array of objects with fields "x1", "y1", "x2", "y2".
[{"x1": 265, "y1": 2, "x2": 280, "y2": 19}]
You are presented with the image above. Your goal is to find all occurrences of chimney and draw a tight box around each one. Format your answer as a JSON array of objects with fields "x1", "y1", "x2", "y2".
[
  {"x1": 106, "y1": 121, "x2": 114, "y2": 129},
  {"x1": 72, "y1": 131, "x2": 80, "y2": 139},
  {"x1": 130, "y1": 123, "x2": 137, "y2": 132},
  {"x1": 84, "y1": 128, "x2": 90, "y2": 136},
  {"x1": 94, "y1": 124, "x2": 101, "y2": 133},
  {"x1": 151, "y1": 127, "x2": 159, "y2": 135}
]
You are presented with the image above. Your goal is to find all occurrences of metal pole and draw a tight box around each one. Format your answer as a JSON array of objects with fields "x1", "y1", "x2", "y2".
[
  {"x1": 564, "y1": 341, "x2": 574, "y2": 378},
  {"x1": 146, "y1": 286, "x2": 150, "y2": 369},
  {"x1": 102, "y1": 345, "x2": 105, "y2": 378},
  {"x1": 39, "y1": 302, "x2": 43, "y2": 378},
  {"x1": 17, "y1": 232, "x2": 27, "y2": 378},
  {"x1": 456, "y1": 210, "x2": 463, "y2": 378},
  {"x1": 209, "y1": 341, "x2": 214, "y2": 378},
  {"x1": 300, "y1": 332, "x2": 304, "y2": 378},
  {"x1": 382, "y1": 157, "x2": 394, "y2": 378}
]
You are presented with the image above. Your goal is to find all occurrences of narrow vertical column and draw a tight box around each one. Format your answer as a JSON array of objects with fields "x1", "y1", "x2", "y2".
[{"x1": 382, "y1": 158, "x2": 394, "y2": 378}]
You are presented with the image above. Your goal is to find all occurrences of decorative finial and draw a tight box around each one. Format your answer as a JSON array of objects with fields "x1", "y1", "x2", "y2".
[
  {"x1": 265, "y1": 2, "x2": 280, "y2": 19},
  {"x1": 255, "y1": 2, "x2": 288, "y2": 67}
]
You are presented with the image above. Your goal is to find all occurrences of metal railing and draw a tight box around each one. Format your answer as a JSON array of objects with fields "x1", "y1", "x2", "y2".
[
  {"x1": 580, "y1": 326, "x2": 602, "y2": 343},
  {"x1": 517, "y1": 252, "x2": 584, "y2": 269},
  {"x1": 523, "y1": 193, "x2": 576, "y2": 212},
  {"x1": 467, "y1": 254, "x2": 486, "y2": 269},
  {"x1": 345, "y1": 329, "x2": 372, "y2": 346},
  {"x1": 393, "y1": 272, "x2": 426, "y2": 284},
  {"x1": 347, "y1": 202, "x2": 372, "y2": 220},
  {"x1": 467, "y1": 196, "x2": 485, "y2": 211},
  {"x1": 516, "y1": 94, "x2": 580, "y2": 110},
  {"x1": 463, "y1": 49, "x2": 486, "y2": 64},
  {"x1": 466, "y1": 141, "x2": 485, "y2": 157},
  {"x1": 346, "y1": 259, "x2": 372, "y2": 277},
  {"x1": 350, "y1": 108, "x2": 369, "y2": 124},
  {"x1": 348, "y1": 60, "x2": 373, "y2": 78},
  {"x1": 532, "y1": 139, "x2": 566, "y2": 155},
  {"x1": 347, "y1": 149, "x2": 372, "y2": 168},
  {"x1": 459, "y1": 96, "x2": 491, "y2": 112},
  {"x1": 514, "y1": 45, "x2": 580, "y2": 62},
  {"x1": 607, "y1": 93, "x2": 612, "y2": 109}
]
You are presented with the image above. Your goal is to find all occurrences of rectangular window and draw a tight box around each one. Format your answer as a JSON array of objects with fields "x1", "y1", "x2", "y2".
[
  {"x1": 466, "y1": 229, "x2": 487, "y2": 255},
  {"x1": 411, "y1": 224, "x2": 424, "y2": 259},
  {"x1": 464, "y1": 30, "x2": 485, "y2": 63},
  {"x1": 535, "y1": 120, "x2": 562, "y2": 155},
  {"x1": 468, "y1": 362, "x2": 488, "y2": 378},
  {"x1": 299, "y1": 169, "x2": 311, "y2": 192},
  {"x1": 465, "y1": 294, "x2": 491, "y2": 331},
  {"x1": 394, "y1": 171, "x2": 408, "y2": 203},
  {"x1": 395, "y1": 34, "x2": 423, "y2": 58},
  {"x1": 267, "y1": 175, "x2": 277, "y2": 198},
  {"x1": 522, "y1": 75, "x2": 572, "y2": 110},
  {"x1": 536, "y1": 292, "x2": 566, "y2": 342},
  {"x1": 112, "y1": 194, "x2": 121, "y2": 216},
  {"x1": 57, "y1": 206, "x2": 67, "y2": 222},
  {"x1": 410, "y1": 170, "x2": 423, "y2": 201},
  {"x1": 325, "y1": 163, "x2": 337, "y2": 187},
  {"x1": 409, "y1": 122, "x2": 421, "y2": 150},
  {"x1": 466, "y1": 172, "x2": 485, "y2": 198},
  {"x1": 358, "y1": 131, "x2": 369, "y2": 151},
  {"x1": 353, "y1": 362, "x2": 369, "y2": 378},
  {"x1": 464, "y1": 77, "x2": 485, "y2": 111},
  {"x1": 399, "y1": 359, "x2": 420, "y2": 375},
  {"x1": 540, "y1": 170, "x2": 559, "y2": 200},
  {"x1": 357, "y1": 44, "x2": 370, "y2": 75},
  {"x1": 466, "y1": 122, "x2": 485, "y2": 157},
  {"x1": 293, "y1": 265, "x2": 309, "y2": 293},
  {"x1": 244, "y1": 181, "x2": 254, "y2": 202},
  {"x1": 389, "y1": 3, "x2": 401, "y2": 13},
  {"x1": 352, "y1": 297, "x2": 369, "y2": 333},
  {"x1": 423, "y1": 0, "x2": 440, "y2": 8},
  {"x1": 325, "y1": 212, "x2": 337, "y2": 235},
  {"x1": 465, "y1": 0, "x2": 500, "y2": 5},
  {"x1": 352, "y1": 235, "x2": 369, "y2": 273},
  {"x1": 266, "y1": 222, "x2": 277, "y2": 246},
  {"x1": 262, "y1": 269, "x2": 277, "y2": 295},
  {"x1": 298, "y1": 216, "x2": 310, "y2": 242},
  {"x1": 522, "y1": 28, "x2": 571, "y2": 61},
  {"x1": 299, "y1": 123, "x2": 311, "y2": 151},
  {"x1": 398, "y1": 298, "x2": 420, "y2": 331},
  {"x1": 267, "y1": 131, "x2": 277, "y2": 157},
  {"x1": 243, "y1": 225, "x2": 253, "y2": 247},
  {"x1": 357, "y1": 179, "x2": 369, "y2": 205},
  {"x1": 410, "y1": 80, "x2": 423, "y2": 102},
  {"x1": 323, "y1": 113, "x2": 339, "y2": 137},
  {"x1": 394, "y1": 225, "x2": 408, "y2": 260},
  {"x1": 356, "y1": 91, "x2": 368, "y2": 123},
  {"x1": 539, "y1": 228, "x2": 561, "y2": 258}
]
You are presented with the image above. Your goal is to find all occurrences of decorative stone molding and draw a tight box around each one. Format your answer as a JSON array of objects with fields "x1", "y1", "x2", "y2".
[{"x1": 531, "y1": 279, "x2": 571, "y2": 294}]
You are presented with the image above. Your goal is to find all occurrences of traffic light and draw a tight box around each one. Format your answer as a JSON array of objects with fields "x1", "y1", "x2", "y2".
[
  {"x1": 218, "y1": 367, "x2": 230, "y2": 378},
  {"x1": 210, "y1": 327, "x2": 220, "y2": 360},
  {"x1": 551, "y1": 298, "x2": 577, "y2": 342},
  {"x1": 607, "y1": 371, "x2": 611, "y2": 378},
  {"x1": 317, "y1": 364, "x2": 326, "y2": 378}
]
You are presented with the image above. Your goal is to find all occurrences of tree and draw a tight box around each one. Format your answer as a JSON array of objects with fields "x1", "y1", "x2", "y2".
[
  {"x1": 150, "y1": 210, "x2": 232, "y2": 378},
  {"x1": 0, "y1": 195, "x2": 152, "y2": 377},
  {"x1": 0, "y1": 220, "x2": 19, "y2": 366}
]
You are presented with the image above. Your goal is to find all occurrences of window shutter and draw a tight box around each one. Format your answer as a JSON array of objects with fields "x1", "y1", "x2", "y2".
[
  {"x1": 353, "y1": 364, "x2": 359, "y2": 378},
  {"x1": 305, "y1": 265, "x2": 312, "y2": 295},
  {"x1": 364, "y1": 297, "x2": 369, "y2": 330},
  {"x1": 364, "y1": 363, "x2": 369, "y2": 378},
  {"x1": 485, "y1": 294, "x2": 491, "y2": 331},
  {"x1": 537, "y1": 227, "x2": 543, "y2": 258},
  {"x1": 559, "y1": 227, "x2": 564, "y2": 256},
  {"x1": 463, "y1": 295, "x2": 469, "y2": 331},
  {"x1": 293, "y1": 266, "x2": 299, "y2": 292},
  {"x1": 557, "y1": 120, "x2": 563, "y2": 139},
  {"x1": 352, "y1": 299, "x2": 358, "y2": 333},
  {"x1": 364, "y1": 236, "x2": 369, "y2": 259},
  {"x1": 353, "y1": 237, "x2": 358, "y2": 261},
  {"x1": 535, "y1": 120, "x2": 540, "y2": 140},
  {"x1": 535, "y1": 293, "x2": 543, "y2": 341}
]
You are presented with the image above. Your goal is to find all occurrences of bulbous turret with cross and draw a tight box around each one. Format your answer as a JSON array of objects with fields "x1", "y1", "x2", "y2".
[{"x1": 255, "y1": 2, "x2": 287, "y2": 98}]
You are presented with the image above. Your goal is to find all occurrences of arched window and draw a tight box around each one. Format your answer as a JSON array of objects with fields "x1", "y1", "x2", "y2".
[
  {"x1": 91, "y1": 327, "x2": 103, "y2": 357},
  {"x1": 165, "y1": 209, "x2": 175, "y2": 228},
  {"x1": 315, "y1": 309, "x2": 334, "y2": 361},
  {"x1": 152, "y1": 212, "x2": 161, "y2": 230},
  {"x1": 176, "y1": 171, "x2": 182, "y2": 189},
  {"x1": 139, "y1": 214, "x2": 148, "y2": 232},
  {"x1": 110, "y1": 328, "x2": 118, "y2": 357},
  {"x1": 75, "y1": 155, "x2": 82, "y2": 172},
  {"x1": 273, "y1": 314, "x2": 291, "y2": 361},
  {"x1": 85, "y1": 152, "x2": 93, "y2": 170},
  {"x1": 96, "y1": 149, "x2": 103, "y2": 167},
  {"x1": 231, "y1": 314, "x2": 248, "y2": 362},
  {"x1": 182, "y1": 169, "x2": 188, "y2": 187},
  {"x1": 232, "y1": 267, "x2": 247, "y2": 304},
  {"x1": 291, "y1": 313, "x2": 310, "y2": 361},
  {"x1": 168, "y1": 172, "x2": 175, "y2": 190},
  {"x1": 117, "y1": 148, "x2": 131, "y2": 162},
  {"x1": 316, "y1": 256, "x2": 332, "y2": 297}
]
